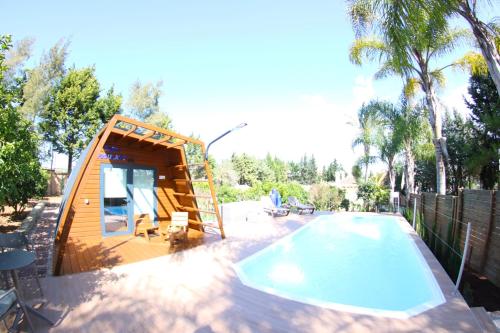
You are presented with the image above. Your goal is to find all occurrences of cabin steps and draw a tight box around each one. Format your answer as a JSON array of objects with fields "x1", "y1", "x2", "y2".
[
  {"x1": 172, "y1": 178, "x2": 209, "y2": 183},
  {"x1": 168, "y1": 163, "x2": 206, "y2": 169},
  {"x1": 178, "y1": 206, "x2": 217, "y2": 215},
  {"x1": 173, "y1": 192, "x2": 213, "y2": 199}
]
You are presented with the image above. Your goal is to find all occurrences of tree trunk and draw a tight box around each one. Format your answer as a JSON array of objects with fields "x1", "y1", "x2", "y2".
[
  {"x1": 67, "y1": 150, "x2": 73, "y2": 175},
  {"x1": 388, "y1": 158, "x2": 395, "y2": 194},
  {"x1": 404, "y1": 142, "x2": 415, "y2": 201},
  {"x1": 423, "y1": 81, "x2": 447, "y2": 194},
  {"x1": 459, "y1": 2, "x2": 500, "y2": 95}
]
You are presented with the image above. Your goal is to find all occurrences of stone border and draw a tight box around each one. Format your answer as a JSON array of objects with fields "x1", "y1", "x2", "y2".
[{"x1": 18, "y1": 201, "x2": 46, "y2": 236}]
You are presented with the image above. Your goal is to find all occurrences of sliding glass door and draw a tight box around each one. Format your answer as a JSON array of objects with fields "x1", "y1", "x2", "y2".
[{"x1": 101, "y1": 165, "x2": 156, "y2": 237}]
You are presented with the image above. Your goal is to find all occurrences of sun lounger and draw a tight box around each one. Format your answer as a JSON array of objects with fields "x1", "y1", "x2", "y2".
[
  {"x1": 288, "y1": 196, "x2": 315, "y2": 214},
  {"x1": 261, "y1": 196, "x2": 290, "y2": 217}
]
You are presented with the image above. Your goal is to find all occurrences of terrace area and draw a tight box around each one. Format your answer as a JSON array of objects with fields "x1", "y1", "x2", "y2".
[{"x1": 15, "y1": 201, "x2": 485, "y2": 332}]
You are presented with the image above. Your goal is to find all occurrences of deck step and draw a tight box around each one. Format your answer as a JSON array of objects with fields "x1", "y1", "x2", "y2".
[
  {"x1": 168, "y1": 163, "x2": 206, "y2": 169},
  {"x1": 173, "y1": 192, "x2": 213, "y2": 199},
  {"x1": 471, "y1": 307, "x2": 497, "y2": 333},
  {"x1": 172, "y1": 179, "x2": 208, "y2": 183},
  {"x1": 178, "y1": 206, "x2": 217, "y2": 214}
]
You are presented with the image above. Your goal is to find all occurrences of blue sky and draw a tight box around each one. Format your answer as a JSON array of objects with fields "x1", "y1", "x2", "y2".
[{"x1": 2, "y1": 0, "x2": 487, "y2": 171}]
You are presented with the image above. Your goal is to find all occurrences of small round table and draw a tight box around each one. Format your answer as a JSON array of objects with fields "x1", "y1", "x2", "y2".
[
  {"x1": 0, "y1": 249, "x2": 36, "y2": 290},
  {"x1": 0, "y1": 249, "x2": 54, "y2": 325}
]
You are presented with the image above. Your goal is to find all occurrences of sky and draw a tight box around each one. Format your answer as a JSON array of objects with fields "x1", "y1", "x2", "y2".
[{"x1": 2, "y1": 0, "x2": 490, "y2": 172}]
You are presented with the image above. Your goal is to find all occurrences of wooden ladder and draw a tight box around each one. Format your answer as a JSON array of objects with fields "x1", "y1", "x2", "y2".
[{"x1": 168, "y1": 161, "x2": 225, "y2": 238}]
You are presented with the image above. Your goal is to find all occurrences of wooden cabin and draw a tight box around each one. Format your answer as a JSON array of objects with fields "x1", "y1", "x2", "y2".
[{"x1": 53, "y1": 115, "x2": 224, "y2": 275}]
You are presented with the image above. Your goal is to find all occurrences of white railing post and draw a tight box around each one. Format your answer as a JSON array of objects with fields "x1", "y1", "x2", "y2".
[
  {"x1": 454, "y1": 222, "x2": 472, "y2": 294},
  {"x1": 412, "y1": 197, "x2": 417, "y2": 230}
]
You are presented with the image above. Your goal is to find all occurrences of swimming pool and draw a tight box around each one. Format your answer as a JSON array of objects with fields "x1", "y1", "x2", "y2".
[{"x1": 234, "y1": 214, "x2": 445, "y2": 318}]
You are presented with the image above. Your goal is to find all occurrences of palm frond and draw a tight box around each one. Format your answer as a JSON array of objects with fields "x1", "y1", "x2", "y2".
[
  {"x1": 429, "y1": 70, "x2": 446, "y2": 88},
  {"x1": 347, "y1": 0, "x2": 377, "y2": 38},
  {"x1": 431, "y1": 28, "x2": 471, "y2": 58},
  {"x1": 454, "y1": 51, "x2": 488, "y2": 75},
  {"x1": 349, "y1": 37, "x2": 387, "y2": 65},
  {"x1": 403, "y1": 77, "x2": 420, "y2": 98}
]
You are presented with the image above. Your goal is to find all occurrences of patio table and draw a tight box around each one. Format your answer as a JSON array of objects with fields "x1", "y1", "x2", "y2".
[{"x1": 0, "y1": 249, "x2": 54, "y2": 325}]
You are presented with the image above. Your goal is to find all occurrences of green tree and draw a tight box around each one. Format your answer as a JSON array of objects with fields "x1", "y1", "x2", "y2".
[
  {"x1": 20, "y1": 39, "x2": 69, "y2": 122},
  {"x1": 352, "y1": 102, "x2": 381, "y2": 181},
  {"x1": 309, "y1": 183, "x2": 346, "y2": 211},
  {"x1": 377, "y1": 0, "x2": 500, "y2": 94},
  {"x1": 351, "y1": 164, "x2": 362, "y2": 182},
  {"x1": 40, "y1": 67, "x2": 121, "y2": 173},
  {"x1": 465, "y1": 72, "x2": 500, "y2": 189},
  {"x1": 348, "y1": 0, "x2": 468, "y2": 194},
  {"x1": 357, "y1": 175, "x2": 390, "y2": 212},
  {"x1": 0, "y1": 35, "x2": 48, "y2": 213},
  {"x1": 231, "y1": 153, "x2": 259, "y2": 186},
  {"x1": 392, "y1": 100, "x2": 431, "y2": 198},
  {"x1": 213, "y1": 159, "x2": 238, "y2": 186},
  {"x1": 322, "y1": 159, "x2": 343, "y2": 182},
  {"x1": 265, "y1": 153, "x2": 288, "y2": 183},
  {"x1": 127, "y1": 80, "x2": 172, "y2": 129}
]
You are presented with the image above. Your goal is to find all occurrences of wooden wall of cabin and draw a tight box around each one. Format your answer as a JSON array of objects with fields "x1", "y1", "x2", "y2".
[{"x1": 63, "y1": 133, "x2": 201, "y2": 244}]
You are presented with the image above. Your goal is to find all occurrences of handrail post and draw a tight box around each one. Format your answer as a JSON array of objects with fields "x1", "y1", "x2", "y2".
[
  {"x1": 454, "y1": 222, "x2": 471, "y2": 295},
  {"x1": 412, "y1": 196, "x2": 417, "y2": 230}
]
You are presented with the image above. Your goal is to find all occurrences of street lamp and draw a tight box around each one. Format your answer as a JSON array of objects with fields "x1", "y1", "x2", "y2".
[{"x1": 205, "y1": 123, "x2": 248, "y2": 160}]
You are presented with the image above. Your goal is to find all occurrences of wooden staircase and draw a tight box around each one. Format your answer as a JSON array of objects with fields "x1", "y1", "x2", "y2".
[{"x1": 168, "y1": 159, "x2": 225, "y2": 238}]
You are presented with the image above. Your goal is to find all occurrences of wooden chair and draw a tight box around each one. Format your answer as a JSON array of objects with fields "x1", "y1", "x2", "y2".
[
  {"x1": 160, "y1": 212, "x2": 189, "y2": 246},
  {"x1": 134, "y1": 214, "x2": 158, "y2": 241}
]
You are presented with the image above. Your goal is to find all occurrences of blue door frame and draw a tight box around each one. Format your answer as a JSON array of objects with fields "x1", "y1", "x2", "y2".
[{"x1": 100, "y1": 164, "x2": 158, "y2": 237}]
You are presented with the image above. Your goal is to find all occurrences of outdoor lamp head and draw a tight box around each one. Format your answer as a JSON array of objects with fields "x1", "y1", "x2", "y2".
[{"x1": 233, "y1": 123, "x2": 248, "y2": 131}]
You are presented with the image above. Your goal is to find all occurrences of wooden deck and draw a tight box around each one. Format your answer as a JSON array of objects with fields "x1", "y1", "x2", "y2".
[{"x1": 60, "y1": 228, "x2": 210, "y2": 275}]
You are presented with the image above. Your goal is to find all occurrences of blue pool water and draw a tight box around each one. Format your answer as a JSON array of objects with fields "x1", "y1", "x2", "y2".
[{"x1": 234, "y1": 214, "x2": 445, "y2": 318}]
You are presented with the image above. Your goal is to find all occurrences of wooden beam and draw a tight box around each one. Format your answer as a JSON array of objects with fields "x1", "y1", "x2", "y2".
[
  {"x1": 137, "y1": 130, "x2": 156, "y2": 142},
  {"x1": 201, "y1": 143, "x2": 226, "y2": 239},
  {"x1": 168, "y1": 140, "x2": 186, "y2": 148},
  {"x1": 113, "y1": 114, "x2": 203, "y2": 145},
  {"x1": 153, "y1": 135, "x2": 172, "y2": 146},
  {"x1": 122, "y1": 125, "x2": 137, "y2": 138}
]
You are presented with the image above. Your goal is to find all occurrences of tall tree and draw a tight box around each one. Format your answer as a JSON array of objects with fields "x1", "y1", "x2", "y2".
[
  {"x1": 0, "y1": 35, "x2": 47, "y2": 213},
  {"x1": 40, "y1": 67, "x2": 121, "y2": 173},
  {"x1": 377, "y1": 0, "x2": 500, "y2": 94},
  {"x1": 352, "y1": 102, "x2": 381, "y2": 181},
  {"x1": 372, "y1": 101, "x2": 401, "y2": 194},
  {"x1": 348, "y1": 0, "x2": 467, "y2": 194},
  {"x1": 443, "y1": 111, "x2": 475, "y2": 194},
  {"x1": 393, "y1": 101, "x2": 432, "y2": 198},
  {"x1": 127, "y1": 80, "x2": 172, "y2": 129},
  {"x1": 465, "y1": 72, "x2": 500, "y2": 189},
  {"x1": 323, "y1": 159, "x2": 343, "y2": 182},
  {"x1": 20, "y1": 39, "x2": 69, "y2": 122}
]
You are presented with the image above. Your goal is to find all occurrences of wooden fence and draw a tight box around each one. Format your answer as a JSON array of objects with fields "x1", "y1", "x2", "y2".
[{"x1": 402, "y1": 190, "x2": 499, "y2": 288}]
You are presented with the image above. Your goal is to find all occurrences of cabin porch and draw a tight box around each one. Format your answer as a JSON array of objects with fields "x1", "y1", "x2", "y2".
[{"x1": 58, "y1": 227, "x2": 218, "y2": 275}]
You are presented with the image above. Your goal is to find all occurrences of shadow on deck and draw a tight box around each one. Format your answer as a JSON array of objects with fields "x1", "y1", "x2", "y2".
[{"x1": 60, "y1": 228, "x2": 218, "y2": 275}]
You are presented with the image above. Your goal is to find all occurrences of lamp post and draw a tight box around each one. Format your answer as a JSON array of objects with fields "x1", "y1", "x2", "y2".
[{"x1": 204, "y1": 123, "x2": 247, "y2": 160}]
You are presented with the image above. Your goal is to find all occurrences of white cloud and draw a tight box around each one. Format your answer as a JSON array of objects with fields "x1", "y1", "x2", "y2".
[
  {"x1": 351, "y1": 75, "x2": 375, "y2": 108},
  {"x1": 439, "y1": 84, "x2": 471, "y2": 117}
]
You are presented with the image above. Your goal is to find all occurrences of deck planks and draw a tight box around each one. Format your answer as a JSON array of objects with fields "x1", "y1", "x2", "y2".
[{"x1": 61, "y1": 228, "x2": 207, "y2": 274}]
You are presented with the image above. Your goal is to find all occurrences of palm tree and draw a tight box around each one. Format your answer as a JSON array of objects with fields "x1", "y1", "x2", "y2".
[
  {"x1": 393, "y1": 101, "x2": 432, "y2": 199},
  {"x1": 370, "y1": 0, "x2": 500, "y2": 95},
  {"x1": 348, "y1": 1, "x2": 467, "y2": 194},
  {"x1": 372, "y1": 101, "x2": 400, "y2": 195},
  {"x1": 352, "y1": 102, "x2": 381, "y2": 181}
]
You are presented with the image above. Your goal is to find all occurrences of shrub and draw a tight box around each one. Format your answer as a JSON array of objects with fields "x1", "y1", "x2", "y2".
[
  {"x1": 357, "y1": 181, "x2": 389, "y2": 211},
  {"x1": 0, "y1": 108, "x2": 48, "y2": 213},
  {"x1": 309, "y1": 183, "x2": 346, "y2": 211}
]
